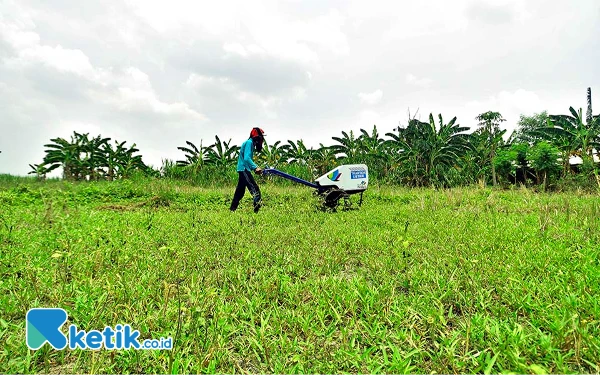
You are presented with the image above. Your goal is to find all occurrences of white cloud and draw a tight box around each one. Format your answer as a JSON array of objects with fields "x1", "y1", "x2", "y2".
[
  {"x1": 358, "y1": 89, "x2": 383, "y2": 105},
  {"x1": 56, "y1": 121, "x2": 108, "y2": 140},
  {"x1": 463, "y1": 89, "x2": 546, "y2": 133},
  {"x1": 465, "y1": 0, "x2": 533, "y2": 25},
  {"x1": 223, "y1": 43, "x2": 267, "y2": 58},
  {"x1": 0, "y1": 6, "x2": 112, "y2": 85},
  {"x1": 11, "y1": 45, "x2": 96, "y2": 76},
  {"x1": 1, "y1": 0, "x2": 600, "y2": 175},
  {"x1": 124, "y1": 67, "x2": 151, "y2": 88},
  {"x1": 110, "y1": 87, "x2": 207, "y2": 121},
  {"x1": 406, "y1": 74, "x2": 433, "y2": 88},
  {"x1": 380, "y1": 1, "x2": 470, "y2": 41},
  {"x1": 1, "y1": 15, "x2": 99, "y2": 81},
  {"x1": 126, "y1": 1, "x2": 347, "y2": 68},
  {"x1": 290, "y1": 86, "x2": 307, "y2": 101},
  {"x1": 293, "y1": 9, "x2": 349, "y2": 56},
  {"x1": 465, "y1": 89, "x2": 544, "y2": 116},
  {"x1": 124, "y1": 0, "x2": 238, "y2": 35},
  {"x1": 0, "y1": 22, "x2": 39, "y2": 49},
  {"x1": 185, "y1": 73, "x2": 283, "y2": 119},
  {"x1": 359, "y1": 110, "x2": 381, "y2": 124},
  {"x1": 1, "y1": 3, "x2": 207, "y2": 126},
  {"x1": 86, "y1": 68, "x2": 208, "y2": 121}
]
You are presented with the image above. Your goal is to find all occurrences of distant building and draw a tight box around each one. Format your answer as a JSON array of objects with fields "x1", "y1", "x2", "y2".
[{"x1": 569, "y1": 152, "x2": 600, "y2": 165}]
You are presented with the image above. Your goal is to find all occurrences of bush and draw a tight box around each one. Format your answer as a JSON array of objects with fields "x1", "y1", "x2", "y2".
[{"x1": 527, "y1": 142, "x2": 561, "y2": 190}]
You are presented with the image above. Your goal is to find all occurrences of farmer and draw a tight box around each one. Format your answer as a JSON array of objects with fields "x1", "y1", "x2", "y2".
[{"x1": 230, "y1": 127, "x2": 266, "y2": 213}]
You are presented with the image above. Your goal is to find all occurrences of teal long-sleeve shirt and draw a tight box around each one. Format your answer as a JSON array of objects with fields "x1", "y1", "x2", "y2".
[{"x1": 237, "y1": 139, "x2": 258, "y2": 172}]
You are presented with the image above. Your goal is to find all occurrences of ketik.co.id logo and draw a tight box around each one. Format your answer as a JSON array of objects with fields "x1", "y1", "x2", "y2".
[{"x1": 26, "y1": 308, "x2": 172, "y2": 350}]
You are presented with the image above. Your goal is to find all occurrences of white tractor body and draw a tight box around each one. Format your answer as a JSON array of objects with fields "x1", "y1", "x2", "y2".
[{"x1": 314, "y1": 164, "x2": 369, "y2": 193}]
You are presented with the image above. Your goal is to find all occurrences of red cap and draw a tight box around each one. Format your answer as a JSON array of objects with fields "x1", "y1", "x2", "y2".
[{"x1": 250, "y1": 127, "x2": 266, "y2": 138}]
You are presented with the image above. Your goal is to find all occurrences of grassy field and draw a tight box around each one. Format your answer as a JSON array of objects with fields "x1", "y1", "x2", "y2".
[{"x1": 1, "y1": 176, "x2": 599, "y2": 373}]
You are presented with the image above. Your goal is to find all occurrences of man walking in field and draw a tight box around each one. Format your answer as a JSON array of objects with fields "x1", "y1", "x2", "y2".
[{"x1": 230, "y1": 127, "x2": 266, "y2": 213}]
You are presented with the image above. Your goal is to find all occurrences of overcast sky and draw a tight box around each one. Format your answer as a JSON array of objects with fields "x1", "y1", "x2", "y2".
[{"x1": 1, "y1": 0, "x2": 599, "y2": 175}]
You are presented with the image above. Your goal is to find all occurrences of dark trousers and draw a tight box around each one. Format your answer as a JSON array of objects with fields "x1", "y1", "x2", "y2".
[{"x1": 230, "y1": 170, "x2": 261, "y2": 211}]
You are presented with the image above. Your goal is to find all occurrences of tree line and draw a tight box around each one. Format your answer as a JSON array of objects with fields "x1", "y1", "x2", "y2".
[{"x1": 28, "y1": 88, "x2": 599, "y2": 190}]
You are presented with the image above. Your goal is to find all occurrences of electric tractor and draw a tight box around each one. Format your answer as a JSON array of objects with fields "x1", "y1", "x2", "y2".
[{"x1": 262, "y1": 164, "x2": 369, "y2": 210}]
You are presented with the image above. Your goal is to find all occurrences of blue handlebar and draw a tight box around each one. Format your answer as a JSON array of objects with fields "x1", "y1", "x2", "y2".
[{"x1": 262, "y1": 168, "x2": 325, "y2": 191}]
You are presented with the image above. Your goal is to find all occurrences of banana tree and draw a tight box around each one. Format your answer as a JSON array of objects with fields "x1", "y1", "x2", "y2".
[
  {"x1": 177, "y1": 141, "x2": 207, "y2": 166},
  {"x1": 311, "y1": 144, "x2": 338, "y2": 175},
  {"x1": 119, "y1": 154, "x2": 148, "y2": 178},
  {"x1": 538, "y1": 107, "x2": 600, "y2": 175},
  {"x1": 359, "y1": 126, "x2": 385, "y2": 157},
  {"x1": 28, "y1": 163, "x2": 48, "y2": 181},
  {"x1": 331, "y1": 130, "x2": 362, "y2": 162},
  {"x1": 258, "y1": 140, "x2": 285, "y2": 168},
  {"x1": 385, "y1": 114, "x2": 471, "y2": 186},
  {"x1": 205, "y1": 135, "x2": 239, "y2": 169},
  {"x1": 102, "y1": 141, "x2": 126, "y2": 181},
  {"x1": 83, "y1": 134, "x2": 111, "y2": 180},
  {"x1": 115, "y1": 142, "x2": 147, "y2": 178},
  {"x1": 42, "y1": 135, "x2": 85, "y2": 180},
  {"x1": 359, "y1": 125, "x2": 388, "y2": 178},
  {"x1": 177, "y1": 140, "x2": 208, "y2": 175},
  {"x1": 384, "y1": 124, "x2": 419, "y2": 185},
  {"x1": 282, "y1": 139, "x2": 312, "y2": 165}
]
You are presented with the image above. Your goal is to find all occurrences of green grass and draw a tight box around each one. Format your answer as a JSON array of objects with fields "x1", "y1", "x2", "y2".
[{"x1": 1, "y1": 178, "x2": 599, "y2": 373}]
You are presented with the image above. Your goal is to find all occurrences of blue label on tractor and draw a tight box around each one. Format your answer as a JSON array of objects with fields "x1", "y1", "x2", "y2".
[{"x1": 351, "y1": 168, "x2": 366, "y2": 179}]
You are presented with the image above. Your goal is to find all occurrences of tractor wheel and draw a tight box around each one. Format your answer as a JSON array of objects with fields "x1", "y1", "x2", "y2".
[{"x1": 323, "y1": 189, "x2": 348, "y2": 211}]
